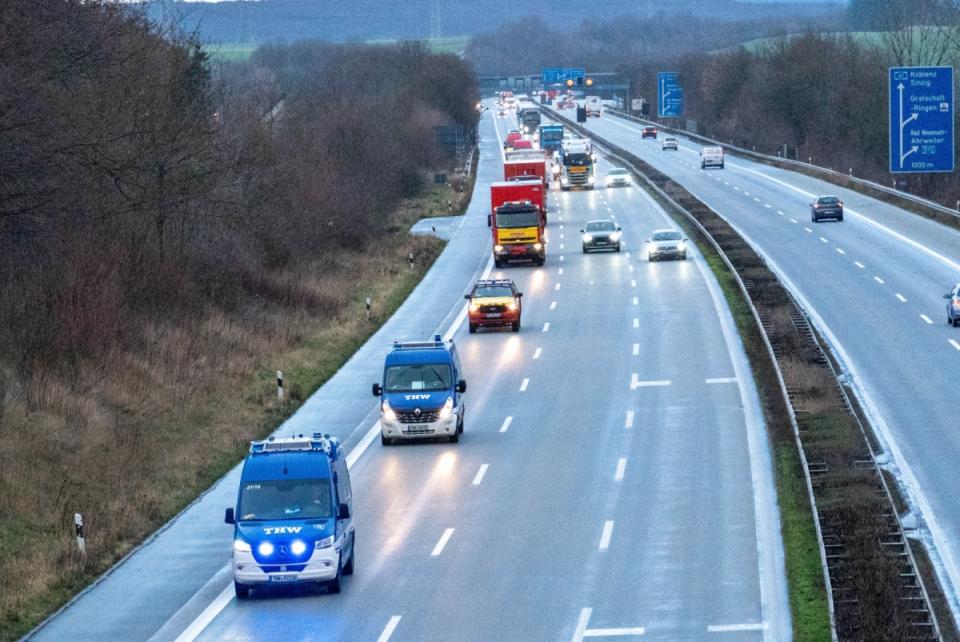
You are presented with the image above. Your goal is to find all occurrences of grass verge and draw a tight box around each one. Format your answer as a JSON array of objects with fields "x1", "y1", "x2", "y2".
[{"x1": 0, "y1": 167, "x2": 476, "y2": 642}]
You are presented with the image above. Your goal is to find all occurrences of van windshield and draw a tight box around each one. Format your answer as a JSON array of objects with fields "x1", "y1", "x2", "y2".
[
  {"x1": 238, "y1": 478, "x2": 332, "y2": 521},
  {"x1": 385, "y1": 363, "x2": 452, "y2": 392}
]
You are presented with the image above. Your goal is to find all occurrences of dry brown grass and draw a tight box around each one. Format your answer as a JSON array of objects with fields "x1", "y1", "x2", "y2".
[{"x1": 0, "y1": 175, "x2": 470, "y2": 640}]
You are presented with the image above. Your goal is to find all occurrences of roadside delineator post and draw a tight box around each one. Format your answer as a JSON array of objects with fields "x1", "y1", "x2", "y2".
[
  {"x1": 366, "y1": 297, "x2": 372, "y2": 320},
  {"x1": 408, "y1": 253, "x2": 414, "y2": 269},
  {"x1": 277, "y1": 371, "x2": 283, "y2": 400},
  {"x1": 74, "y1": 513, "x2": 85, "y2": 554}
]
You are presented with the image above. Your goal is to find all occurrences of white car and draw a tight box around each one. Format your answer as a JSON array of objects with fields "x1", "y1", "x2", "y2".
[
  {"x1": 662, "y1": 137, "x2": 678, "y2": 151},
  {"x1": 605, "y1": 168, "x2": 632, "y2": 188},
  {"x1": 645, "y1": 229, "x2": 688, "y2": 261}
]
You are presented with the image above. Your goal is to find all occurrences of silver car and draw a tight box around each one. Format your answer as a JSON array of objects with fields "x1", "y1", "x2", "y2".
[
  {"x1": 662, "y1": 137, "x2": 678, "y2": 151},
  {"x1": 645, "y1": 229, "x2": 688, "y2": 261},
  {"x1": 605, "y1": 168, "x2": 632, "y2": 188}
]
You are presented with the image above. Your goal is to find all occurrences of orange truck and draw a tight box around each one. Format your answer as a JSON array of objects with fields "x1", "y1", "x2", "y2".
[{"x1": 489, "y1": 181, "x2": 546, "y2": 268}]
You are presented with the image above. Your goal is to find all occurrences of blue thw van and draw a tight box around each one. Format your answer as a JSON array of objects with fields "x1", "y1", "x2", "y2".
[
  {"x1": 372, "y1": 335, "x2": 467, "y2": 445},
  {"x1": 224, "y1": 434, "x2": 354, "y2": 598}
]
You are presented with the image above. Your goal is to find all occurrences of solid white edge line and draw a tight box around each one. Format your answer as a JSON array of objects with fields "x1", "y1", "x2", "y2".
[
  {"x1": 430, "y1": 528, "x2": 455, "y2": 556},
  {"x1": 615, "y1": 458, "x2": 627, "y2": 481},
  {"x1": 572, "y1": 608, "x2": 592, "y2": 642},
  {"x1": 472, "y1": 463, "x2": 489, "y2": 486},
  {"x1": 499, "y1": 416, "x2": 513, "y2": 433},
  {"x1": 377, "y1": 615, "x2": 402, "y2": 642},
  {"x1": 706, "y1": 377, "x2": 738, "y2": 384},
  {"x1": 598, "y1": 520, "x2": 614, "y2": 551},
  {"x1": 172, "y1": 584, "x2": 235, "y2": 642}
]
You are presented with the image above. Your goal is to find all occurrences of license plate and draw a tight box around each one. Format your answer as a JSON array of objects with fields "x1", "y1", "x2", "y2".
[
  {"x1": 408, "y1": 424, "x2": 429, "y2": 431},
  {"x1": 486, "y1": 313, "x2": 502, "y2": 318},
  {"x1": 269, "y1": 574, "x2": 299, "y2": 583}
]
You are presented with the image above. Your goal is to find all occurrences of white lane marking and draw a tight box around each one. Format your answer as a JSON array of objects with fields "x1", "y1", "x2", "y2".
[
  {"x1": 584, "y1": 627, "x2": 645, "y2": 638},
  {"x1": 950, "y1": 339, "x2": 960, "y2": 351},
  {"x1": 896, "y1": 293, "x2": 907, "y2": 303},
  {"x1": 625, "y1": 252, "x2": 631, "y2": 258},
  {"x1": 707, "y1": 622, "x2": 767, "y2": 633},
  {"x1": 543, "y1": 322, "x2": 551, "y2": 332},
  {"x1": 172, "y1": 584, "x2": 235, "y2": 642},
  {"x1": 555, "y1": 283, "x2": 561, "y2": 290},
  {"x1": 803, "y1": 227, "x2": 812, "y2": 233},
  {"x1": 874, "y1": 276, "x2": 885, "y2": 284},
  {"x1": 632, "y1": 296, "x2": 639, "y2": 305},
  {"x1": 598, "y1": 520, "x2": 614, "y2": 551},
  {"x1": 377, "y1": 616, "x2": 402, "y2": 642},
  {"x1": 559, "y1": 267, "x2": 564, "y2": 275},
  {"x1": 836, "y1": 248, "x2": 846, "y2": 255},
  {"x1": 724, "y1": 181, "x2": 731, "y2": 186},
  {"x1": 560, "y1": 243, "x2": 565, "y2": 250},
  {"x1": 558, "y1": 215, "x2": 563, "y2": 221},
  {"x1": 347, "y1": 420, "x2": 383, "y2": 469},
  {"x1": 499, "y1": 416, "x2": 513, "y2": 433},
  {"x1": 706, "y1": 377, "x2": 738, "y2": 384},
  {"x1": 744, "y1": 191, "x2": 751, "y2": 196},
  {"x1": 560, "y1": 255, "x2": 565, "y2": 262},
  {"x1": 630, "y1": 279, "x2": 637, "y2": 288},
  {"x1": 560, "y1": 224, "x2": 564, "y2": 229},
  {"x1": 472, "y1": 464, "x2": 489, "y2": 486},
  {"x1": 855, "y1": 261, "x2": 865, "y2": 269},
  {"x1": 560, "y1": 233, "x2": 565, "y2": 239},
  {"x1": 754, "y1": 197, "x2": 761, "y2": 203},
  {"x1": 789, "y1": 218, "x2": 797, "y2": 224},
  {"x1": 533, "y1": 347, "x2": 542, "y2": 360},
  {"x1": 550, "y1": 301, "x2": 557, "y2": 310},
  {"x1": 921, "y1": 315, "x2": 934, "y2": 324},
  {"x1": 630, "y1": 375, "x2": 671, "y2": 389},
  {"x1": 519, "y1": 378, "x2": 529, "y2": 392},
  {"x1": 625, "y1": 410, "x2": 635, "y2": 428},
  {"x1": 628, "y1": 264, "x2": 635, "y2": 272},
  {"x1": 572, "y1": 608, "x2": 593, "y2": 642},
  {"x1": 734, "y1": 186, "x2": 740, "y2": 191},
  {"x1": 632, "y1": 318, "x2": 639, "y2": 328},
  {"x1": 819, "y1": 237, "x2": 829, "y2": 244},
  {"x1": 764, "y1": 204, "x2": 772, "y2": 209},
  {"x1": 615, "y1": 458, "x2": 627, "y2": 481},
  {"x1": 431, "y1": 528, "x2": 455, "y2": 556},
  {"x1": 776, "y1": 210, "x2": 785, "y2": 216},
  {"x1": 632, "y1": 343, "x2": 639, "y2": 355}
]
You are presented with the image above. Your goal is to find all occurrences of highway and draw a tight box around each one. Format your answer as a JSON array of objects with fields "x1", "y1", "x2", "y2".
[
  {"x1": 29, "y1": 105, "x2": 789, "y2": 641},
  {"x1": 577, "y1": 108, "x2": 960, "y2": 618}
]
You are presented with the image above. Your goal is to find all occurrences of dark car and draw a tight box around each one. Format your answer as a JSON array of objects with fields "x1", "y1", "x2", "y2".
[
  {"x1": 811, "y1": 195, "x2": 844, "y2": 222},
  {"x1": 465, "y1": 279, "x2": 523, "y2": 333},
  {"x1": 641, "y1": 126, "x2": 657, "y2": 139},
  {"x1": 945, "y1": 283, "x2": 960, "y2": 326},
  {"x1": 581, "y1": 220, "x2": 622, "y2": 253}
]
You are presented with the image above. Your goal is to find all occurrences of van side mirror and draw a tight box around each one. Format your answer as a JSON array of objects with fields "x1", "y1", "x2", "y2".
[
  {"x1": 224, "y1": 508, "x2": 235, "y2": 524},
  {"x1": 457, "y1": 379, "x2": 467, "y2": 393},
  {"x1": 372, "y1": 383, "x2": 382, "y2": 396},
  {"x1": 487, "y1": 214, "x2": 492, "y2": 227},
  {"x1": 945, "y1": 294, "x2": 953, "y2": 299},
  {"x1": 464, "y1": 294, "x2": 472, "y2": 300},
  {"x1": 579, "y1": 228, "x2": 585, "y2": 233},
  {"x1": 517, "y1": 292, "x2": 523, "y2": 298},
  {"x1": 338, "y1": 503, "x2": 351, "y2": 520},
  {"x1": 617, "y1": 227, "x2": 622, "y2": 232}
]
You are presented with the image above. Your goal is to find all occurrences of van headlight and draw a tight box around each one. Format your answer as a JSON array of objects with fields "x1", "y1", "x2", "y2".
[
  {"x1": 532, "y1": 243, "x2": 543, "y2": 251},
  {"x1": 382, "y1": 399, "x2": 397, "y2": 422},
  {"x1": 315, "y1": 535, "x2": 335, "y2": 550},
  {"x1": 234, "y1": 539, "x2": 251, "y2": 553},
  {"x1": 494, "y1": 244, "x2": 504, "y2": 253},
  {"x1": 677, "y1": 241, "x2": 687, "y2": 252},
  {"x1": 438, "y1": 397, "x2": 454, "y2": 420}
]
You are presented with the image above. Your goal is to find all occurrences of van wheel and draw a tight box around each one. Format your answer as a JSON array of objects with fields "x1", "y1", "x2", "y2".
[
  {"x1": 512, "y1": 319, "x2": 521, "y2": 332},
  {"x1": 328, "y1": 563, "x2": 342, "y2": 594},
  {"x1": 342, "y1": 536, "x2": 355, "y2": 575},
  {"x1": 468, "y1": 323, "x2": 477, "y2": 334},
  {"x1": 380, "y1": 434, "x2": 392, "y2": 446},
  {"x1": 449, "y1": 430, "x2": 459, "y2": 443},
  {"x1": 235, "y1": 582, "x2": 250, "y2": 599}
]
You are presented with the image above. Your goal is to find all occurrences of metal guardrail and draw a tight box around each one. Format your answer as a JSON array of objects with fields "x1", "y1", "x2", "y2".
[{"x1": 605, "y1": 107, "x2": 960, "y2": 221}]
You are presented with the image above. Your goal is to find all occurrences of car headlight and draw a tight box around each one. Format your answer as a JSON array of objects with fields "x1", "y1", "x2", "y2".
[
  {"x1": 494, "y1": 244, "x2": 504, "y2": 253},
  {"x1": 234, "y1": 539, "x2": 251, "y2": 553},
  {"x1": 315, "y1": 535, "x2": 335, "y2": 550},
  {"x1": 258, "y1": 541, "x2": 275, "y2": 557},
  {"x1": 561, "y1": 178, "x2": 569, "y2": 185},
  {"x1": 533, "y1": 242, "x2": 543, "y2": 250},
  {"x1": 587, "y1": 176, "x2": 595, "y2": 184},
  {"x1": 582, "y1": 233, "x2": 593, "y2": 242},
  {"x1": 438, "y1": 397, "x2": 454, "y2": 420},
  {"x1": 610, "y1": 232, "x2": 622, "y2": 242},
  {"x1": 382, "y1": 399, "x2": 397, "y2": 422},
  {"x1": 291, "y1": 539, "x2": 307, "y2": 556},
  {"x1": 469, "y1": 303, "x2": 480, "y2": 312},
  {"x1": 507, "y1": 301, "x2": 518, "y2": 311},
  {"x1": 677, "y1": 241, "x2": 686, "y2": 252}
]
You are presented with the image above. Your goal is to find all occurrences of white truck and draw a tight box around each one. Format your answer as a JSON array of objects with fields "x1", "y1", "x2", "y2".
[
  {"x1": 700, "y1": 146, "x2": 725, "y2": 169},
  {"x1": 585, "y1": 95, "x2": 602, "y2": 118}
]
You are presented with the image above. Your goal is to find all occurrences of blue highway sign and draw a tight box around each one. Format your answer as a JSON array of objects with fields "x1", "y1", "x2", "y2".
[
  {"x1": 889, "y1": 66, "x2": 954, "y2": 173},
  {"x1": 542, "y1": 67, "x2": 585, "y2": 85},
  {"x1": 657, "y1": 72, "x2": 683, "y2": 118}
]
